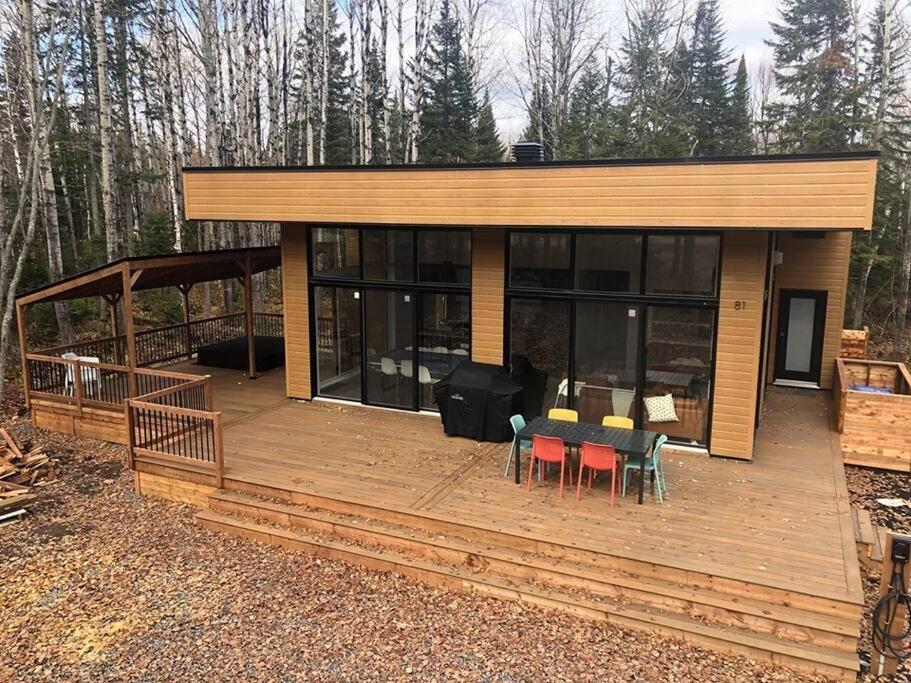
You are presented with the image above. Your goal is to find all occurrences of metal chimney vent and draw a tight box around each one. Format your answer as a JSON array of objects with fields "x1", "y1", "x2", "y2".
[{"x1": 512, "y1": 141, "x2": 545, "y2": 164}]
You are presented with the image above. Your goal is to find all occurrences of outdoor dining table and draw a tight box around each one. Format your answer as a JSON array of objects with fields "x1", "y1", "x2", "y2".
[{"x1": 515, "y1": 417, "x2": 658, "y2": 504}]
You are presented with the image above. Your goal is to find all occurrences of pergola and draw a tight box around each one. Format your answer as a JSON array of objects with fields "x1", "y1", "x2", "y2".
[{"x1": 16, "y1": 246, "x2": 282, "y2": 390}]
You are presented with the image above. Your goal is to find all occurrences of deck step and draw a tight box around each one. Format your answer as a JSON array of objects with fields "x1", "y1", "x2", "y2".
[
  {"x1": 194, "y1": 508, "x2": 859, "y2": 681},
  {"x1": 208, "y1": 489, "x2": 858, "y2": 647}
]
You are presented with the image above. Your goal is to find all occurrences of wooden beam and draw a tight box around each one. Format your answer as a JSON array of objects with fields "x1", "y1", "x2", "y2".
[
  {"x1": 105, "y1": 294, "x2": 122, "y2": 364},
  {"x1": 121, "y1": 266, "x2": 138, "y2": 397},
  {"x1": 15, "y1": 302, "x2": 30, "y2": 409},
  {"x1": 130, "y1": 269, "x2": 144, "y2": 287},
  {"x1": 243, "y1": 254, "x2": 257, "y2": 379}
]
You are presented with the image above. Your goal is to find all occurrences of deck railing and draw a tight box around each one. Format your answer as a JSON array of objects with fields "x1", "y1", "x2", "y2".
[
  {"x1": 34, "y1": 312, "x2": 283, "y2": 369},
  {"x1": 126, "y1": 375, "x2": 223, "y2": 486},
  {"x1": 25, "y1": 354, "x2": 132, "y2": 411}
]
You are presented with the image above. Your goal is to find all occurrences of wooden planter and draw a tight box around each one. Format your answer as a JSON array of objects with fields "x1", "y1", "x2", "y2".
[
  {"x1": 839, "y1": 327, "x2": 869, "y2": 359},
  {"x1": 834, "y1": 358, "x2": 911, "y2": 472}
]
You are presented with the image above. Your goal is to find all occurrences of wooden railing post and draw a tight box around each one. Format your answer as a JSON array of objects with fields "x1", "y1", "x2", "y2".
[
  {"x1": 203, "y1": 375, "x2": 213, "y2": 411},
  {"x1": 121, "y1": 267, "x2": 138, "y2": 397},
  {"x1": 178, "y1": 283, "x2": 193, "y2": 359},
  {"x1": 73, "y1": 359, "x2": 84, "y2": 416},
  {"x1": 213, "y1": 412, "x2": 224, "y2": 488},
  {"x1": 125, "y1": 401, "x2": 135, "y2": 471}
]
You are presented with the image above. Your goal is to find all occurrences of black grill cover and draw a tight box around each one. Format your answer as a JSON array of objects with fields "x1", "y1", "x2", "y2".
[{"x1": 433, "y1": 361, "x2": 523, "y2": 442}]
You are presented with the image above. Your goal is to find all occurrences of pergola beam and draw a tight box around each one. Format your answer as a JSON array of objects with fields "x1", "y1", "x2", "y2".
[
  {"x1": 121, "y1": 265, "x2": 138, "y2": 397},
  {"x1": 16, "y1": 302, "x2": 30, "y2": 408},
  {"x1": 242, "y1": 254, "x2": 257, "y2": 379}
]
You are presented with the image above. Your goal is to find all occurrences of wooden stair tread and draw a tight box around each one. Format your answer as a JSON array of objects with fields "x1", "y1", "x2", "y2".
[
  {"x1": 194, "y1": 508, "x2": 859, "y2": 675},
  {"x1": 208, "y1": 489, "x2": 859, "y2": 639}
]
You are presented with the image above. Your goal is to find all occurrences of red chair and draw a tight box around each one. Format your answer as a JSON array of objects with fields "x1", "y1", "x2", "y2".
[
  {"x1": 527, "y1": 434, "x2": 573, "y2": 497},
  {"x1": 577, "y1": 442, "x2": 619, "y2": 507}
]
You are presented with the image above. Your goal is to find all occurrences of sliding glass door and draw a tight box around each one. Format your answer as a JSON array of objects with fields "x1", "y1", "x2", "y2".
[
  {"x1": 364, "y1": 289, "x2": 415, "y2": 408},
  {"x1": 309, "y1": 226, "x2": 471, "y2": 412},
  {"x1": 314, "y1": 286, "x2": 362, "y2": 401}
]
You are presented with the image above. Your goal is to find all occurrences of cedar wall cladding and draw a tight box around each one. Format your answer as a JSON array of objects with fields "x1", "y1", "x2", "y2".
[
  {"x1": 280, "y1": 224, "x2": 311, "y2": 399},
  {"x1": 767, "y1": 231, "x2": 853, "y2": 390},
  {"x1": 710, "y1": 232, "x2": 769, "y2": 461}
]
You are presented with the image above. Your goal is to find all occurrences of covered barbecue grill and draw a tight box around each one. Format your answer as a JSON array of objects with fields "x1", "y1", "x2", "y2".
[{"x1": 433, "y1": 361, "x2": 523, "y2": 442}]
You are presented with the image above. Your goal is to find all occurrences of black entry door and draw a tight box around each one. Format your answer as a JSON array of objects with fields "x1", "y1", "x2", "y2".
[{"x1": 774, "y1": 289, "x2": 827, "y2": 384}]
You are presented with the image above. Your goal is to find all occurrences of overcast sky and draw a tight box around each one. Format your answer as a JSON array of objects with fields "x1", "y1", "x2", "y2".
[{"x1": 491, "y1": 0, "x2": 783, "y2": 139}]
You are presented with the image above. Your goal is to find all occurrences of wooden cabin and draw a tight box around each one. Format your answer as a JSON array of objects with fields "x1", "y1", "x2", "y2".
[
  {"x1": 14, "y1": 151, "x2": 880, "y2": 681},
  {"x1": 181, "y1": 150, "x2": 878, "y2": 460}
]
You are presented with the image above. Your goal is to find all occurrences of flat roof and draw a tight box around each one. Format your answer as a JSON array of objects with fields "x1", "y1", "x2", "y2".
[{"x1": 183, "y1": 150, "x2": 879, "y2": 174}]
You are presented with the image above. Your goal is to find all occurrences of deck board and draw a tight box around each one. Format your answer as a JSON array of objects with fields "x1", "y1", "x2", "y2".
[{"x1": 167, "y1": 361, "x2": 862, "y2": 605}]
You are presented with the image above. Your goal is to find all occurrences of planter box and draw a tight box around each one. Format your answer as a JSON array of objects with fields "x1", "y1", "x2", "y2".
[
  {"x1": 834, "y1": 358, "x2": 911, "y2": 472},
  {"x1": 839, "y1": 328, "x2": 869, "y2": 359}
]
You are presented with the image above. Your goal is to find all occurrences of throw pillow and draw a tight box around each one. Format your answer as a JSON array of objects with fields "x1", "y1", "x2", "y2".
[{"x1": 644, "y1": 393, "x2": 679, "y2": 423}]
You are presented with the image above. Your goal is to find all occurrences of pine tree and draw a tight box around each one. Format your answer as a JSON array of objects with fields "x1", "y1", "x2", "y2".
[
  {"x1": 421, "y1": 0, "x2": 477, "y2": 163},
  {"x1": 726, "y1": 56, "x2": 754, "y2": 154},
  {"x1": 314, "y1": 1, "x2": 352, "y2": 165},
  {"x1": 473, "y1": 89, "x2": 504, "y2": 161},
  {"x1": 766, "y1": 0, "x2": 855, "y2": 152},
  {"x1": 690, "y1": 0, "x2": 730, "y2": 156},
  {"x1": 563, "y1": 56, "x2": 607, "y2": 159}
]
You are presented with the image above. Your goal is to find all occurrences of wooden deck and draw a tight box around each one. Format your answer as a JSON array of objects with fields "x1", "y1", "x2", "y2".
[{"x1": 136, "y1": 362, "x2": 864, "y2": 680}]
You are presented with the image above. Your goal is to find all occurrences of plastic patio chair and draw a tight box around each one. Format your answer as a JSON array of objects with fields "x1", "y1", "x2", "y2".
[
  {"x1": 602, "y1": 415, "x2": 634, "y2": 429},
  {"x1": 62, "y1": 352, "x2": 79, "y2": 396},
  {"x1": 79, "y1": 356, "x2": 101, "y2": 397},
  {"x1": 527, "y1": 434, "x2": 574, "y2": 497},
  {"x1": 622, "y1": 434, "x2": 669, "y2": 503},
  {"x1": 577, "y1": 442, "x2": 620, "y2": 506},
  {"x1": 505, "y1": 415, "x2": 529, "y2": 476},
  {"x1": 548, "y1": 408, "x2": 578, "y2": 422}
]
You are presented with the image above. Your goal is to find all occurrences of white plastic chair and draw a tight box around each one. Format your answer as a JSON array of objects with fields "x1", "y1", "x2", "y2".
[
  {"x1": 452, "y1": 348, "x2": 469, "y2": 356},
  {"x1": 432, "y1": 346, "x2": 448, "y2": 354},
  {"x1": 78, "y1": 356, "x2": 101, "y2": 397},
  {"x1": 62, "y1": 352, "x2": 78, "y2": 396},
  {"x1": 418, "y1": 365, "x2": 436, "y2": 385},
  {"x1": 611, "y1": 388, "x2": 636, "y2": 418},
  {"x1": 381, "y1": 356, "x2": 398, "y2": 393},
  {"x1": 401, "y1": 359, "x2": 414, "y2": 378}
]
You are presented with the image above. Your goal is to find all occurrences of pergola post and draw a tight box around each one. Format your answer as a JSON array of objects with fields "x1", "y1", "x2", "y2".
[
  {"x1": 103, "y1": 293, "x2": 123, "y2": 364},
  {"x1": 243, "y1": 254, "x2": 257, "y2": 379},
  {"x1": 121, "y1": 266, "x2": 138, "y2": 397},
  {"x1": 16, "y1": 302, "x2": 31, "y2": 409},
  {"x1": 178, "y1": 284, "x2": 193, "y2": 359}
]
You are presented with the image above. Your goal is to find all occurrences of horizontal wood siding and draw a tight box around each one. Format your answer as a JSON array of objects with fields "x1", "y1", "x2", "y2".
[
  {"x1": 711, "y1": 232, "x2": 769, "y2": 460},
  {"x1": 768, "y1": 232, "x2": 853, "y2": 389},
  {"x1": 281, "y1": 224, "x2": 312, "y2": 399},
  {"x1": 184, "y1": 158, "x2": 877, "y2": 230},
  {"x1": 471, "y1": 230, "x2": 505, "y2": 365}
]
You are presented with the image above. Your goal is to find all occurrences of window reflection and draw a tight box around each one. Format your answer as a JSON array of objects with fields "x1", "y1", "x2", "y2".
[{"x1": 312, "y1": 227, "x2": 360, "y2": 278}]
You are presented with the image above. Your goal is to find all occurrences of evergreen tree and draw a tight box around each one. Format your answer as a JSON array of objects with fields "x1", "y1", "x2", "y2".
[
  {"x1": 317, "y1": 2, "x2": 353, "y2": 165},
  {"x1": 563, "y1": 56, "x2": 608, "y2": 159},
  {"x1": 473, "y1": 89, "x2": 504, "y2": 161},
  {"x1": 726, "y1": 56, "x2": 754, "y2": 154},
  {"x1": 690, "y1": 0, "x2": 731, "y2": 155},
  {"x1": 422, "y1": 0, "x2": 477, "y2": 163},
  {"x1": 766, "y1": 0, "x2": 855, "y2": 152}
]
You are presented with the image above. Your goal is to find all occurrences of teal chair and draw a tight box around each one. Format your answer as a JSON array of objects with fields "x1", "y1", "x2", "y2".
[
  {"x1": 622, "y1": 434, "x2": 669, "y2": 503},
  {"x1": 505, "y1": 415, "x2": 532, "y2": 477}
]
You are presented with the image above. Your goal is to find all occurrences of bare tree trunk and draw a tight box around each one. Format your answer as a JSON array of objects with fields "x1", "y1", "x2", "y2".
[
  {"x1": 378, "y1": 0, "x2": 391, "y2": 163},
  {"x1": 348, "y1": 1, "x2": 358, "y2": 164},
  {"x1": 319, "y1": 0, "x2": 329, "y2": 164},
  {"x1": 359, "y1": 0, "x2": 374, "y2": 163},
  {"x1": 94, "y1": 0, "x2": 123, "y2": 260},
  {"x1": 395, "y1": 0, "x2": 406, "y2": 161},
  {"x1": 409, "y1": 0, "x2": 432, "y2": 163},
  {"x1": 895, "y1": 182, "x2": 911, "y2": 354}
]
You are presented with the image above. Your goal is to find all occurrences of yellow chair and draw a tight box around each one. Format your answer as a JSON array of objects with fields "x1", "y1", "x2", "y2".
[
  {"x1": 548, "y1": 408, "x2": 579, "y2": 422},
  {"x1": 602, "y1": 415, "x2": 634, "y2": 429}
]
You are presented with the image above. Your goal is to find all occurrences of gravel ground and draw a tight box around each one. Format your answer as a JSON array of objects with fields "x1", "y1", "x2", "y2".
[
  {"x1": 0, "y1": 392, "x2": 889, "y2": 682},
  {"x1": 846, "y1": 465, "x2": 911, "y2": 682}
]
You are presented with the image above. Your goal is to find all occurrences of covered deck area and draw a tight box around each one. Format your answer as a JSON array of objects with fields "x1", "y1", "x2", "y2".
[{"x1": 133, "y1": 361, "x2": 864, "y2": 681}]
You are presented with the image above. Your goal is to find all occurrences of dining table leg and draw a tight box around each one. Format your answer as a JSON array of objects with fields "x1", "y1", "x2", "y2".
[
  {"x1": 638, "y1": 454, "x2": 646, "y2": 504},
  {"x1": 514, "y1": 440, "x2": 521, "y2": 485}
]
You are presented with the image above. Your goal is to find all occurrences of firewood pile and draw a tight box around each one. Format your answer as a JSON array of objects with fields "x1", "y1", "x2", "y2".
[{"x1": 0, "y1": 427, "x2": 56, "y2": 524}]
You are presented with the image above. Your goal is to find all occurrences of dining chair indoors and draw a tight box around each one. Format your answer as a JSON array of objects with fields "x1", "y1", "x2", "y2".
[
  {"x1": 527, "y1": 434, "x2": 573, "y2": 497},
  {"x1": 602, "y1": 415, "x2": 634, "y2": 429},
  {"x1": 577, "y1": 442, "x2": 620, "y2": 506},
  {"x1": 622, "y1": 434, "x2": 669, "y2": 503},
  {"x1": 548, "y1": 408, "x2": 579, "y2": 422}
]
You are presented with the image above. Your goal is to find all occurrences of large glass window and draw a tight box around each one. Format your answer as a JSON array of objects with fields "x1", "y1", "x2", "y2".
[
  {"x1": 645, "y1": 235, "x2": 719, "y2": 296},
  {"x1": 364, "y1": 290, "x2": 414, "y2": 408},
  {"x1": 418, "y1": 293, "x2": 470, "y2": 409},
  {"x1": 312, "y1": 227, "x2": 360, "y2": 278},
  {"x1": 574, "y1": 303, "x2": 640, "y2": 424},
  {"x1": 509, "y1": 299, "x2": 570, "y2": 417},
  {"x1": 509, "y1": 233, "x2": 571, "y2": 289},
  {"x1": 644, "y1": 307, "x2": 714, "y2": 444},
  {"x1": 314, "y1": 286, "x2": 362, "y2": 401},
  {"x1": 364, "y1": 229, "x2": 414, "y2": 281},
  {"x1": 575, "y1": 234, "x2": 642, "y2": 293},
  {"x1": 419, "y1": 231, "x2": 471, "y2": 284}
]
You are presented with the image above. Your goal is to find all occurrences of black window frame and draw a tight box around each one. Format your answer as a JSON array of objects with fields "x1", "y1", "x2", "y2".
[
  {"x1": 504, "y1": 228, "x2": 721, "y2": 449},
  {"x1": 307, "y1": 224, "x2": 472, "y2": 412}
]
